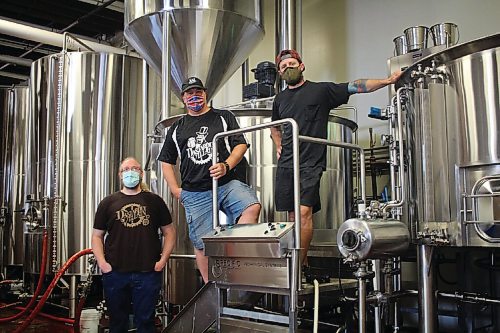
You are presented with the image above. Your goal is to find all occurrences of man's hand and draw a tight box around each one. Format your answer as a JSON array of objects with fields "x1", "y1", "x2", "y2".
[
  {"x1": 98, "y1": 261, "x2": 112, "y2": 274},
  {"x1": 387, "y1": 70, "x2": 403, "y2": 84},
  {"x1": 276, "y1": 145, "x2": 282, "y2": 160},
  {"x1": 154, "y1": 259, "x2": 167, "y2": 272},
  {"x1": 209, "y1": 162, "x2": 227, "y2": 180},
  {"x1": 172, "y1": 187, "x2": 182, "y2": 200}
]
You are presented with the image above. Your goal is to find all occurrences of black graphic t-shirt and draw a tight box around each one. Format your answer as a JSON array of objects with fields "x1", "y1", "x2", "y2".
[
  {"x1": 93, "y1": 191, "x2": 172, "y2": 272},
  {"x1": 271, "y1": 81, "x2": 351, "y2": 169},
  {"x1": 157, "y1": 108, "x2": 248, "y2": 191}
]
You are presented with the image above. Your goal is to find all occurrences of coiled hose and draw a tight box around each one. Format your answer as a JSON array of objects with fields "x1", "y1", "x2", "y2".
[{"x1": 14, "y1": 248, "x2": 93, "y2": 333}]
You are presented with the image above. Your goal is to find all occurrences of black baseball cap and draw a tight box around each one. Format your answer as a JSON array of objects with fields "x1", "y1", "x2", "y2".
[{"x1": 181, "y1": 77, "x2": 206, "y2": 94}]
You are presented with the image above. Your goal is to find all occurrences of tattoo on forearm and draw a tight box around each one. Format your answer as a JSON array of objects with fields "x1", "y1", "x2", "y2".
[{"x1": 348, "y1": 79, "x2": 368, "y2": 93}]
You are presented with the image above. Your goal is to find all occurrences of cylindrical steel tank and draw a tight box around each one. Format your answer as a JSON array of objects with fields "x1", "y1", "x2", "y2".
[
  {"x1": 154, "y1": 107, "x2": 356, "y2": 251},
  {"x1": 337, "y1": 218, "x2": 410, "y2": 260},
  {"x1": 151, "y1": 107, "x2": 355, "y2": 302},
  {"x1": 124, "y1": 0, "x2": 264, "y2": 99},
  {"x1": 26, "y1": 51, "x2": 160, "y2": 274},
  {"x1": 399, "y1": 33, "x2": 500, "y2": 246},
  {"x1": 125, "y1": 0, "x2": 265, "y2": 305},
  {"x1": 0, "y1": 86, "x2": 30, "y2": 268}
]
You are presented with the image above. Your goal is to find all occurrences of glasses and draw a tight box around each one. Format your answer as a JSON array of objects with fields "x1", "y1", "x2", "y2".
[{"x1": 121, "y1": 166, "x2": 141, "y2": 172}]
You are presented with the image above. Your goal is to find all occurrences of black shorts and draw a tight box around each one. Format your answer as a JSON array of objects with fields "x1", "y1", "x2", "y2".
[{"x1": 275, "y1": 166, "x2": 323, "y2": 213}]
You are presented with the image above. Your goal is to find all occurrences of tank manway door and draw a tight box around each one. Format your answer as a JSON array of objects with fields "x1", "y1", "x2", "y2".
[{"x1": 203, "y1": 222, "x2": 294, "y2": 288}]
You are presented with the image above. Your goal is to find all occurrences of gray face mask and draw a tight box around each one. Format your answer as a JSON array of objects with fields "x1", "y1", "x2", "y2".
[{"x1": 281, "y1": 66, "x2": 303, "y2": 85}]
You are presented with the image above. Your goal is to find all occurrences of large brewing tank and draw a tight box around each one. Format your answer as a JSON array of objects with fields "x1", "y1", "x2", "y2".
[
  {"x1": 0, "y1": 86, "x2": 30, "y2": 268},
  {"x1": 399, "y1": 33, "x2": 500, "y2": 246},
  {"x1": 26, "y1": 51, "x2": 160, "y2": 274},
  {"x1": 154, "y1": 108, "x2": 356, "y2": 251},
  {"x1": 124, "y1": 0, "x2": 264, "y2": 99}
]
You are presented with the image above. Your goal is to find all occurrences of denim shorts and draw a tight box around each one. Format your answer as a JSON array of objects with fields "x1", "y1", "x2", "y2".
[{"x1": 180, "y1": 180, "x2": 260, "y2": 250}]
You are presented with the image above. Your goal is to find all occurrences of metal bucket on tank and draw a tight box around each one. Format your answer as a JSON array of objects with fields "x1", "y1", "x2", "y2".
[
  {"x1": 0, "y1": 86, "x2": 30, "y2": 268},
  {"x1": 404, "y1": 26, "x2": 429, "y2": 51},
  {"x1": 430, "y1": 23, "x2": 459, "y2": 47},
  {"x1": 27, "y1": 51, "x2": 160, "y2": 274},
  {"x1": 393, "y1": 35, "x2": 409, "y2": 56}
]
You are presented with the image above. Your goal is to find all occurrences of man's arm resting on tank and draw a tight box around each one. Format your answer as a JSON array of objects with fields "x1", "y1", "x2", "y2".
[{"x1": 348, "y1": 70, "x2": 402, "y2": 93}]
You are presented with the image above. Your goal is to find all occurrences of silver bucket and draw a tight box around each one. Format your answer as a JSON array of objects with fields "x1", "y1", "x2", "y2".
[
  {"x1": 430, "y1": 23, "x2": 459, "y2": 47},
  {"x1": 404, "y1": 26, "x2": 429, "y2": 51},
  {"x1": 393, "y1": 35, "x2": 408, "y2": 56}
]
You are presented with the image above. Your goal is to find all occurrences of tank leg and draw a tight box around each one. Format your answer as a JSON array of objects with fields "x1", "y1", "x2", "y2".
[{"x1": 418, "y1": 244, "x2": 437, "y2": 333}]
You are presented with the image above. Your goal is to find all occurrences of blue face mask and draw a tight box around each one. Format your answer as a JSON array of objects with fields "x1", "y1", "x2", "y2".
[
  {"x1": 122, "y1": 170, "x2": 141, "y2": 189},
  {"x1": 185, "y1": 95, "x2": 204, "y2": 112}
]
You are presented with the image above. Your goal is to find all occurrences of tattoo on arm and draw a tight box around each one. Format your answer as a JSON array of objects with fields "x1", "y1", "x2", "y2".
[{"x1": 348, "y1": 79, "x2": 368, "y2": 93}]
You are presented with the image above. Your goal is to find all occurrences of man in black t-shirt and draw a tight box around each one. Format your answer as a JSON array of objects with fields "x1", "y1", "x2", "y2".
[
  {"x1": 271, "y1": 49, "x2": 402, "y2": 265},
  {"x1": 92, "y1": 157, "x2": 176, "y2": 333},
  {"x1": 157, "y1": 77, "x2": 261, "y2": 283}
]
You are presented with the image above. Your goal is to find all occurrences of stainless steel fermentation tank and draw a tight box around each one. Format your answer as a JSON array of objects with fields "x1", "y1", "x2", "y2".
[
  {"x1": 152, "y1": 108, "x2": 356, "y2": 310},
  {"x1": 125, "y1": 0, "x2": 265, "y2": 305},
  {"x1": 0, "y1": 87, "x2": 30, "y2": 268},
  {"x1": 399, "y1": 33, "x2": 500, "y2": 246},
  {"x1": 155, "y1": 108, "x2": 356, "y2": 244},
  {"x1": 124, "y1": 0, "x2": 265, "y2": 99},
  {"x1": 26, "y1": 51, "x2": 160, "y2": 274}
]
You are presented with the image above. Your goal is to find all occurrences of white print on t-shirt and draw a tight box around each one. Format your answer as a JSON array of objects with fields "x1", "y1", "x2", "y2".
[
  {"x1": 115, "y1": 203, "x2": 150, "y2": 227},
  {"x1": 186, "y1": 126, "x2": 212, "y2": 165}
]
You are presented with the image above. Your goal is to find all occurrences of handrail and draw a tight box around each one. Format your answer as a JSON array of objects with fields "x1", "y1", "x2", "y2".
[
  {"x1": 211, "y1": 118, "x2": 301, "y2": 322},
  {"x1": 298, "y1": 135, "x2": 366, "y2": 208}
]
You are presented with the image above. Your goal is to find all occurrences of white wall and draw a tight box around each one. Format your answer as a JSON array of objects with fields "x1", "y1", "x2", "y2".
[
  {"x1": 343, "y1": 0, "x2": 500, "y2": 144},
  {"x1": 214, "y1": 0, "x2": 500, "y2": 146}
]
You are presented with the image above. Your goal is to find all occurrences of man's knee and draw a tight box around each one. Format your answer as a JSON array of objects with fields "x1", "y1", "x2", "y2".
[
  {"x1": 249, "y1": 203, "x2": 261, "y2": 214},
  {"x1": 242, "y1": 203, "x2": 261, "y2": 219},
  {"x1": 300, "y1": 207, "x2": 313, "y2": 228}
]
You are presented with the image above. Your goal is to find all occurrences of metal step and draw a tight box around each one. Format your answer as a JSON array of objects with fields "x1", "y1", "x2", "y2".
[
  {"x1": 162, "y1": 282, "x2": 217, "y2": 333},
  {"x1": 220, "y1": 317, "x2": 309, "y2": 333}
]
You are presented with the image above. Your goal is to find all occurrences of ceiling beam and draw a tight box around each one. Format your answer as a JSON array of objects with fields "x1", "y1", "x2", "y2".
[{"x1": 0, "y1": 70, "x2": 29, "y2": 80}]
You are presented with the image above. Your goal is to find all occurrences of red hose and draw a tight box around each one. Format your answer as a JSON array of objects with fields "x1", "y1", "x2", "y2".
[
  {"x1": 13, "y1": 306, "x2": 74, "y2": 324},
  {"x1": 14, "y1": 248, "x2": 93, "y2": 333},
  {"x1": 0, "y1": 230, "x2": 49, "y2": 323}
]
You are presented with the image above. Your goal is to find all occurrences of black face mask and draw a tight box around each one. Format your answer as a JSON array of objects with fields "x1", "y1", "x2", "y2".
[{"x1": 281, "y1": 66, "x2": 303, "y2": 85}]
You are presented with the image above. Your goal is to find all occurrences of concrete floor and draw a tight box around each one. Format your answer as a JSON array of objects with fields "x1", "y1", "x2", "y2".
[
  {"x1": 0, "y1": 317, "x2": 74, "y2": 333},
  {"x1": 0, "y1": 307, "x2": 168, "y2": 332},
  {"x1": 0, "y1": 305, "x2": 92, "y2": 333}
]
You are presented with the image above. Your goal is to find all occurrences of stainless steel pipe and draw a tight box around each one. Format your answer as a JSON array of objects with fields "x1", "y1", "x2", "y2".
[
  {"x1": 298, "y1": 135, "x2": 366, "y2": 207},
  {"x1": 383, "y1": 87, "x2": 407, "y2": 213},
  {"x1": 418, "y1": 244, "x2": 437, "y2": 333},
  {"x1": 211, "y1": 118, "x2": 301, "y2": 332}
]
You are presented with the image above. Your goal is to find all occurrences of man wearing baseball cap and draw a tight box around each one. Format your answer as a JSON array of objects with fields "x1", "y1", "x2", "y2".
[
  {"x1": 270, "y1": 49, "x2": 402, "y2": 266},
  {"x1": 158, "y1": 76, "x2": 261, "y2": 283}
]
